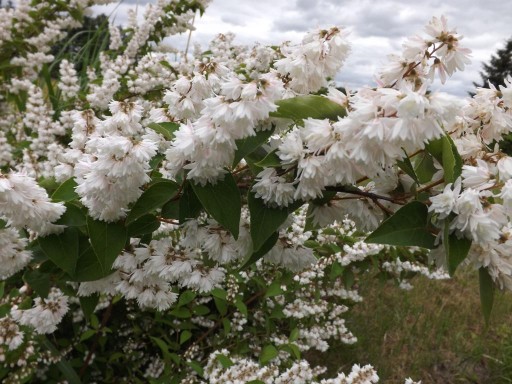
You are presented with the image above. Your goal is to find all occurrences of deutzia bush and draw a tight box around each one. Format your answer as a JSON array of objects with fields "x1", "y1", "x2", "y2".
[{"x1": 0, "y1": 1, "x2": 507, "y2": 383}]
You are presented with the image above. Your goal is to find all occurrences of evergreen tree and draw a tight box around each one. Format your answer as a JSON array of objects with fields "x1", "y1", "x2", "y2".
[{"x1": 474, "y1": 38, "x2": 512, "y2": 89}]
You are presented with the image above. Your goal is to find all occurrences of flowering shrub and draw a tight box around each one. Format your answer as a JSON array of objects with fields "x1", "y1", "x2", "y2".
[{"x1": 0, "y1": 0, "x2": 510, "y2": 383}]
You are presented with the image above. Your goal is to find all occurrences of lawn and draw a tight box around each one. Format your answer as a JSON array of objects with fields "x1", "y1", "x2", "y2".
[{"x1": 316, "y1": 268, "x2": 512, "y2": 383}]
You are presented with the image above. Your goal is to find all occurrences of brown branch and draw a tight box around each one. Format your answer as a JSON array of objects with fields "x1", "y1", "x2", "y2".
[
  {"x1": 325, "y1": 185, "x2": 406, "y2": 204},
  {"x1": 79, "y1": 300, "x2": 114, "y2": 378}
]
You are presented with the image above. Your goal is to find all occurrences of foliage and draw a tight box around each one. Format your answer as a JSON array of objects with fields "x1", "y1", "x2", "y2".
[{"x1": 0, "y1": 2, "x2": 510, "y2": 384}]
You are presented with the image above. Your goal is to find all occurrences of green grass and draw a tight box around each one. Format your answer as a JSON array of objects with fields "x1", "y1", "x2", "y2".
[{"x1": 313, "y1": 269, "x2": 512, "y2": 383}]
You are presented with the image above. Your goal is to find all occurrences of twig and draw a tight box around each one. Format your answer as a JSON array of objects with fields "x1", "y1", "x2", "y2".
[{"x1": 79, "y1": 300, "x2": 114, "y2": 377}]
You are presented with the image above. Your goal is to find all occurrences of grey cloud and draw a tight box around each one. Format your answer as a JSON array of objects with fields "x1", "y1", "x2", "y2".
[{"x1": 94, "y1": 0, "x2": 512, "y2": 97}]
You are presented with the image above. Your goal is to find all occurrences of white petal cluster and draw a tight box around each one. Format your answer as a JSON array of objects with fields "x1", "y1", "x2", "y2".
[
  {"x1": 0, "y1": 171, "x2": 65, "y2": 235},
  {"x1": 205, "y1": 350, "x2": 379, "y2": 384},
  {"x1": 275, "y1": 27, "x2": 351, "y2": 94},
  {"x1": 11, "y1": 288, "x2": 69, "y2": 334},
  {"x1": 0, "y1": 316, "x2": 24, "y2": 352},
  {"x1": 0, "y1": 228, "x2": 32, "y2": 279},
  {"x1": 57, "y1": 59, "x2": 79, "y2": 100},
  {"x1": 74, "y1": 101, "x2": 158, "y2": 222}
]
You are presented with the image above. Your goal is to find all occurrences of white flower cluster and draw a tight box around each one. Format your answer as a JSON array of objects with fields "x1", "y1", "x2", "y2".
[
  {"x1": 0, "y1": 171, "x2": 65, "y2": 235},
  {"x1": 0, "y1": 228, "x2": 32, "y2": 279},
  {"x1": 57, "y1": 59, "x2": 80, "y2": 100},
  {"x1": 0, "y1": 316, "x2": 24, "y2": 354},
  {"x1": 74, "y1": 100, "x2": 158, "y2": 221},
  {"x1": 11, "y1": 288, "x2": 69, "y2": 334},
  {"x1": 204, "y1": 351, "x2": 379, "y2": 384}
]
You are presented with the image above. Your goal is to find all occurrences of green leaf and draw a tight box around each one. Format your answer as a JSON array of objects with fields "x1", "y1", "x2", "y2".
[
  {"x1": 23, "y1": 269, "x2": 51, "y2": 298},
  {"x1": 265, "y1": 281, "x2": 284, "y2": 298},
  {"x1": 126, "y1": 214, "x2": 160, "y2": 236},
  {"x1": 239, "y1": 232, "x2": 279, "y2": 270},
  {"x1": 38, "y1": 227, "x2": 80, "y2": 276},
  {"x1": 233, "y1": 128, "x2": 275, "y2": 167},
  {"x1": 126, "y1": 180, "x2": 179, "y2": 224},
  {"x1": 178, "y1": 183, "x2": 203, "y2": 223},
  {"x1": 187, "y1": 361, "x2": 204, "y2": 377},
  {"x1": 179, "y1": 330, "x2": 192, "y2": 344},
  {"x1": 178, "y1": 291, "x2": 196, "y2": 307},
  {"x1": 216, "y1": 354, "x2": 234, "y2": 368},
  {"x1": 79, "y1": 329, "x2": 97, "y2": 342},
  {"x1": 79, "y1": 295, "x2": 99, "y2": 320},
  {"x1": 365, "y1": 201, "x2": 436, "y2": 249},
  {"x1": 191, "y1": 173, "x2": 241, "y2": 239},
  {"x1": 289, "y1": 328, "x2": 299, "y2": 342},
  {"x1": 259, "y1": 344, "x2": 278, "y2": 364},
  {"x1": 254, "y1": 149, "x2": 282, "y2": 168},
  {"x1": 72, "y1": 240, "x2": 112, "y2": 282},
  {"x1": 248, "y1": 192, "x2": 302, "y2": 252},
  {"x1": 170, "y1": 307, "x2": 191, "y2": 319},
  {"x1": 397, "y1": 155, "x2": 419, "y2": 184},
  {"x1": 214, "y1": 296, "x2": 228, "y2": 316},
  {"x1": 51, "y1": 178, "x2": 79, "y2": 202},
  {"x1": 147, "y1": 122, "x2": 180, "y2": 141},
  {"x1": 270, "y1": 95, "x2": 346, "y2": 121},
  {"x1": 426, "y1": 135, "x2": 462, "y2": 184},
  {"x1": 444, "y1": 221, "x2": 472, "y2": 276},
  {"x1": 87, "y1": 217, "x2": 127, "y2": 274},
  {"x1": 234, "y1": 297, "x2": 248, "y2": 317},
  {"x1": 414, "y1": 152, "x2": 437, "y2": 184},
  {"x1": 479, "y1": 267, "x2": 495, "y2": 325},
  {"x1": 55, "y1": 203, "x2": 86, "y2": 227}
]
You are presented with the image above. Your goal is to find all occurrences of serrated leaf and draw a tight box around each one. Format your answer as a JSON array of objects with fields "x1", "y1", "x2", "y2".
[
  {"x1": 426, "y1": 135, "x2": 462, "y2": 184},
  {"x1": 72, "y1": 240, "x2": 112, "y2": 282},
  {"x1": 233, "y1": 128, "x2": 275, "y2": 167},
  {"x1": 270, "y1": 95, "x2": 346, "y2": 121},
  {"x1": 126, "y1": 214, "x2": 160, "y2": 236},
  {"x1": 248, "y1": 192, "x2": 302, "y2": 252},
  {"x1": 178, "y1": 182, "x2": 203, "y2": 223},
  {"x1": 191, "y1": 173, "x2": 241, "y2": 239},
  {"x1": 414, "y1": 151, "x2": 437, "y2": 184},
  {"x1": 126, "y1": 180, "x2": 179, "y2": 224},
  {"x1": 444, "y1": 221, "x2": 472, "y2": 276},
  {"x1": 55, "y1": 203, "x2": 86, "y2": 227},
  {"x1": 254, "y1": 149, "x2": 282, "y2": 168},
  {"x1": 147, "y1": 122, "x2": 180, "y2": 141},
  {"x1": 479, "y1": 267, "x2": 495, "y2": 325},
  {"x1": 239, "y1": 232, "x2": 279, "y2": 270},
  {"x1": 260, "y1": 345, "x2": 278, "y2": 364},
  {"x1": 51, "y1": 178, "x2": 79, "y2": 202},
  {"x1": 87, "y1": 217, "x2": 127, "y2": 274},
  {"x1": 365, "y1": 201, "x2": 436, "y2": 249},
  {"x1": 23, "y1": 269, "x2": 51, "y2": 298},
  {"x1": 38, "y1": 227, "x2": 80, "y2": 276}
]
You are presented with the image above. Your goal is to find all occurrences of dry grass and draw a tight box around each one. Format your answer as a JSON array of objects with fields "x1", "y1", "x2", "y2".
[{"x1": 314, "y1": 268, "x2": 512, "y2": 383}]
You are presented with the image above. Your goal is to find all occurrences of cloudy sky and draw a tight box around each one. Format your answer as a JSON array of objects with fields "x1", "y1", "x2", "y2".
[{"x1": 92, "y1": 0, "x2": 512, "y2": 96}]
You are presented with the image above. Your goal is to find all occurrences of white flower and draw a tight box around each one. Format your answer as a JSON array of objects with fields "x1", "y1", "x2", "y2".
[
  {"x1": 461, "y1": 159, "x2": 496, "y2": 190},
  {"x1": 429, "y1": 178, "x2": 461, "y2": 219},
  {"x1": 11, "y1": 288, "x2": 69, "y2": 334}
]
